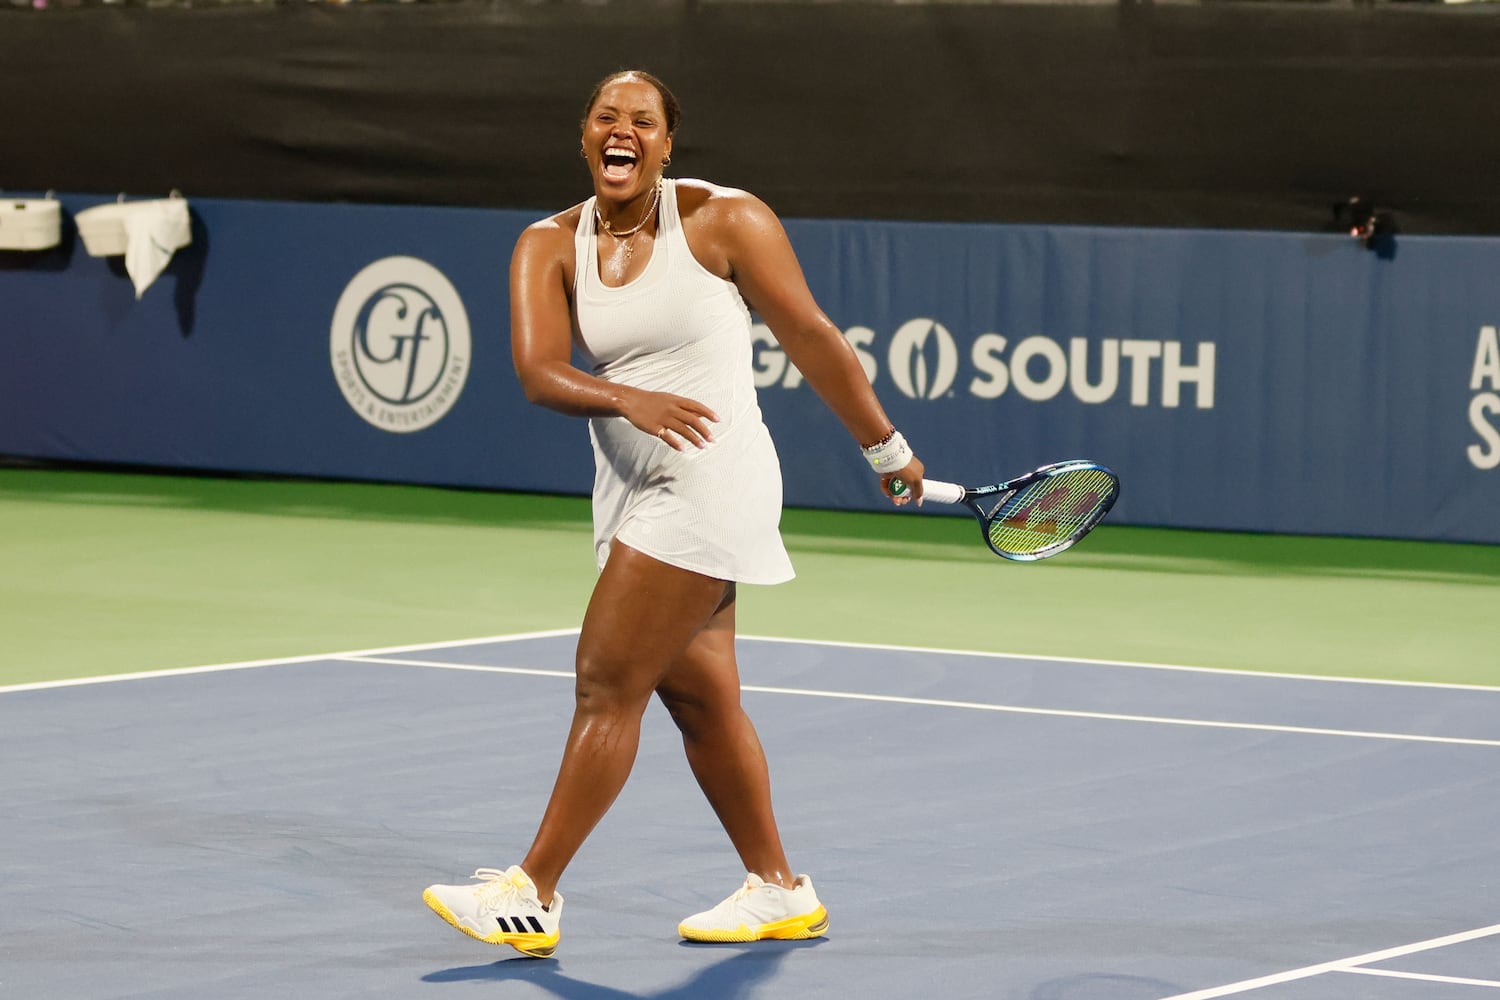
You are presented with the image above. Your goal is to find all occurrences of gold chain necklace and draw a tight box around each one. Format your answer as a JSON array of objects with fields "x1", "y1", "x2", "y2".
[{"x1": 596, "y1": 181, "x2": 661, "y2": 260}]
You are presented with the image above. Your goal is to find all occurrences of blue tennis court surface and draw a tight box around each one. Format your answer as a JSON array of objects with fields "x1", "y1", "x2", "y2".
[{"x1": 3, "y1": 632, "x2": 1497, "y2": 1000}]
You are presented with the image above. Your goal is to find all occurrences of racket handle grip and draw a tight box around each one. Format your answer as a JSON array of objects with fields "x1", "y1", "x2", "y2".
[{"x1": 920, "y1": 479, "x2": 966, "y2": 505}]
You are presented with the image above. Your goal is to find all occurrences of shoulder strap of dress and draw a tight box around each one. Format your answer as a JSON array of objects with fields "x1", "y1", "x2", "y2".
[
  {"x1": 661, "y1": 177, "x2": 688, "y2": 248},
  {"x1": 577, "y1": 196, "x2": 597, "y2": 237},
  {"x1": 573, "y1": 197, "x2": 597, "y2": 294},
  {"x1": 656, "y1": 178, "x2": 674, "y2": 227}
]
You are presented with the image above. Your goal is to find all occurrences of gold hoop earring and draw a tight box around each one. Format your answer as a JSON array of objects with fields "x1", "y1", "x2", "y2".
[{"x1": 661, "y1": 154, "x2": 672, "y2": 167}]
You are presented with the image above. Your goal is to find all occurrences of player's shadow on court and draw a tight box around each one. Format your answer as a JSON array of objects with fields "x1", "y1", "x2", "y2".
[
  {"x1": 1028, "y1": 973, "x2": 1185, "y2": 999},
  {"x1": 423, "y1": 940, "x2": 823, "y2": 999}
]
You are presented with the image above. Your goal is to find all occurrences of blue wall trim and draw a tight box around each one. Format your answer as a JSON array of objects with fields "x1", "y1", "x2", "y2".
[{"x1": 4, "y1": 195, "x2": 1497, "y2": 543}]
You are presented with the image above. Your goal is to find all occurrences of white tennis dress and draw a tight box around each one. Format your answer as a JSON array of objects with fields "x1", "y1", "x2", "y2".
[{"x1": 572, "y1": 178, "x2": 795, "y2": 585}]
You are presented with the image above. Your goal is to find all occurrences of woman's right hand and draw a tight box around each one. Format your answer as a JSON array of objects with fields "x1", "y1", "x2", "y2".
[
  {"x1": 881, "y1": 455, "x2": 925, "y2": 507},
  {"x1": 620, "y1": 388, "x2": 720, "y2": 450}
]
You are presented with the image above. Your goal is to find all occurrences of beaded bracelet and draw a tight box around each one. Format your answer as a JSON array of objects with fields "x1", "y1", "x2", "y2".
[{"x1": 861, "y1": 430, "x2": 912, "y2": 472}]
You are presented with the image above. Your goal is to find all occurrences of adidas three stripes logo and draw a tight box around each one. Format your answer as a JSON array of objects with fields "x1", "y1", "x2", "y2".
[{"x1": 493, "y1": 915, "x2": 546, "y2": 934}]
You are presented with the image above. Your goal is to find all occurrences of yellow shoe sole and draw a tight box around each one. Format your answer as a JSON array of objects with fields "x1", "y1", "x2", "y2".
[
  {"x1": 678, "y1": 905, "x2": 829, "y2": 943},
  {"x1": 422, "y1": 889, "x2": 559, "y2": 958}
]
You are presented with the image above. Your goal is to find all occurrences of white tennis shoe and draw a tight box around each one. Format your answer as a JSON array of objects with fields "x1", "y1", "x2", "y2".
[
  {"x1": 678, "y1": 873, "x2": 829, "y2": 942},
  {"x1": 422, "y1": 865, "x2": 562, "y2": 957}
]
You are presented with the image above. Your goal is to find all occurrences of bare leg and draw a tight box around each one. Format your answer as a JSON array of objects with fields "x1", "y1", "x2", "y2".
[
  {"x1": 655, "y1": 590, "x2": 796, "y2": 889},
  {"x1": 520, "y1": 542, "x2": 730, "y2": 905}
]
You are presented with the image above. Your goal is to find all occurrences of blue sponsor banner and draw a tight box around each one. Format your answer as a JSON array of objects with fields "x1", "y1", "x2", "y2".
[
  {"x1": 2, "y1": 194, "x2": 1498, "y2": 543},
  {"x1": 1, "y1": 195, "x2": 589, "y2": 498}
]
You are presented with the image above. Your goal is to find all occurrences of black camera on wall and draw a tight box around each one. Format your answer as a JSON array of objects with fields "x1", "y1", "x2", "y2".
[{"x1": 1333, "y1": 197, "x2": 1397, "y2": 256}]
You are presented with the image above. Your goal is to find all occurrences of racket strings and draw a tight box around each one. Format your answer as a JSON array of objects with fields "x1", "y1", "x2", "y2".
[{"x1": 987, "y1": 467, "x2": 1116, "y2": 556}]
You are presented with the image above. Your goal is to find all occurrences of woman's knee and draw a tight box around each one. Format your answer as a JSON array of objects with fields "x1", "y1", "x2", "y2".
[
  {"x1": 658, "y1": 684, "x2": 740, "y2": 742},
  {"x1": 573, "y1": 646, "x2": 657, "y2": 714},
  {"x1": 656, "y1": 686, "x2": 699, "y2": 733}
]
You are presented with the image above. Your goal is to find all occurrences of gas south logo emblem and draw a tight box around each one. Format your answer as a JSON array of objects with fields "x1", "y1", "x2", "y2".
[
  {"x1": 330, "y1": 256, "x2": 470, "y2": 433},
  {"x1": 888, "y1": 318, "x2": 960, "y2": 400}
]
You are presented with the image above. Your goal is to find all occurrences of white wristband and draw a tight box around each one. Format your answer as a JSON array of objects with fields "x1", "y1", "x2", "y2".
[{"x1": 862, "y1": 430, "x2": 913, "y2": 473}]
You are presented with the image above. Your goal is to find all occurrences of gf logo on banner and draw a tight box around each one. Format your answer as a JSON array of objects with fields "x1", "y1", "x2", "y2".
[{"x1": 330, "y1": 256, "x2": 471, "y2": 433}]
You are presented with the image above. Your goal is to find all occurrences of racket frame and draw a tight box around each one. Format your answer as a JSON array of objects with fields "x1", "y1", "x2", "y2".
[{"x1": 921, "y1": 460, "x2": 1120, "y2": 562}]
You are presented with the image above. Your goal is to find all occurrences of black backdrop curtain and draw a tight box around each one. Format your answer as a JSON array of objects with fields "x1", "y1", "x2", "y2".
[{"x1": 5, "y1": 1, "x2": 1500, "y2": 234}]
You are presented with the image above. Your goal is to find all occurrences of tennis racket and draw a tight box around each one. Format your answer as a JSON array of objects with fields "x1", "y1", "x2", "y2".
[{"x1": 892, "y1": 460, "x2": 1120, "y2": 562}]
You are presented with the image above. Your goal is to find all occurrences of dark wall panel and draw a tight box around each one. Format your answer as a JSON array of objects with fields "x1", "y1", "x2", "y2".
[{"x1": 5, "y1": 2, "x2": 1500, "y2": 233}]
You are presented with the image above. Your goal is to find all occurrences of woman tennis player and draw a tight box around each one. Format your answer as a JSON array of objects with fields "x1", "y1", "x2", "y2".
[{"x1": 422, "y1": 69, "x2": 924, "y2": 956}]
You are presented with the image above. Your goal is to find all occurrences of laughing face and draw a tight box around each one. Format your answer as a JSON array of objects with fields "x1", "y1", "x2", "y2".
[{"x1": 582, "y1": 75, "x2": 674, "y2": 204}]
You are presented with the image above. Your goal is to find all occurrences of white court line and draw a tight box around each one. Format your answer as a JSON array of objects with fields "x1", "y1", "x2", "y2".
[
  {"x1": 0, "y1": 628, "x2": 580, "y2": 694},
  {"x1": 344, "y1": 657, "x2": 574, "y2": 681},
  {"x1": 5, "y1": 628, "x2": 1497, "y2": 699},
  {"x1": 337, "y1": 655, "x2": 1500, "y2": 748},
  {"x1": 738, "y1": 634, "x2": 1500, "y2": 693},
  {"x1": 1338, "y1": 967, "x2": 1500, "y2": 988},
  {"x1": 1157, "y1": 923, "x2": 1500, "y2": 999}
]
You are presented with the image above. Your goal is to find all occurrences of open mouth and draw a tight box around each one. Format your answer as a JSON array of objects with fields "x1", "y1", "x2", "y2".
[{"x1": 601, "y1": 147, "x2": 638, "y2": 181}]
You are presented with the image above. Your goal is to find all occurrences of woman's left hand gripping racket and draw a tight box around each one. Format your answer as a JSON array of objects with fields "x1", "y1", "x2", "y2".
[{"x1": 893, "y1": 460, "x2": 1120, "y2": 562}]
